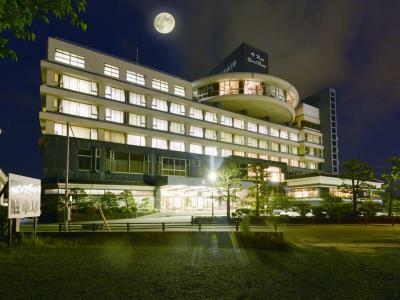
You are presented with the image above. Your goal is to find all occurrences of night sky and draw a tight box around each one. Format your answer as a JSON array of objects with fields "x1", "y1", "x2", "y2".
[{"x1": 0, "y1": 0, "x2": 399, "y2": 179}]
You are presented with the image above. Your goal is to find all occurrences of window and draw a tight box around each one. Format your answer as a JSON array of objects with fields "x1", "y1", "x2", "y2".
[
  {"x1": 204, "y1": 111, "x2": 217, "y2": 123},
  {"x1": 269, "y1": 156, "x2": 279, "y2": 162},
  {"x1": 233, "y1": 151, "x2": 244, "y2": 157},
  {"x1": 270, "y1": 127, "x2": 279, "y2": 137},
  {"x1": 152, "y1": 118, "x2": 168, "y2": 131},
  {"x1": 105, "y1": 86, "x2": 125, "y2": 102},
  {"x1": 259, "y1": 154, "x2": 268, "y2": 160},
  {"x1": 170, "y1": 122, "x2": 185, "y2": 134},
  {"x1": 152, "y1": 79, "x2": 168, "y2": 92},
  {"x1": 170, "y1": 102, "x2": 185, "y2": 116},
  {"x1": 190, "y1": 144, "x2": 203, "y2": 154},
  {"x1": 258, "y1": 125, "x2": 268, "y2": 135},
  {"x1": 109, "y1": 151, "x2": 129, "y2": 173},
  {"x1": 129, "y1": 154, "x2": 145, "y2": 173},
  {"x1": 152, "y1": 98, "x2": 168, "y2": 112},
  {"x1": 289, "y1": 132, "x2": 298, "y2": 141},
  {"x1": 152, "y1": 138, "x2": 168, "y2": 149},
  {"x1": 78, "y1": 149, "x2": 91, "y2": 170},
  {"x1": 127, "y1": 134, "x2": 146, "y2": 146},
  {"x1": 300, "y1": 162, "x2": 307, "y2": 169},
  {"x1": 220, "y1": 132, "x2": 232, "y2": 143},
  {"x1": 205, "y1": 146, "x2": 217, "y2": 156},
  {"x1": 248, "y1": 153, "x2": 257, "y2": 158},
  {"x1": 291, "y1": 146, "x2": 298, "y2": 155},
  {"x1": 219, "y1": 80, "x2": 239, "y2": 95},
  {"x1": 280, "y1": 130, "x2": 288, "y2": 139},
  {"x1": 248, "y1": 137, "x2": 258, "y2": 148},
  {"x1": 309, "y1": 162, "x2": 317, "y2": 170},
  {"x1": 221, "y1": 115, "x2": 232, "y2": 126},
  {"x1": 59, "y1": 99, "x2": 97, "y2": 119},
  {"x1": 55, "y1": 49, "x2": 85, "y2": 68},
  {"x1": 244, "y1": 80, "x2": 262, "y2": 95},
  {"x1": 54, "y1": 123, "x2": 96, "y2": 140},
  {"x1": 280, "y1": 144, "x2": 289, "y2": 153},
  {"x1": 259, "y1": 140, "x2": 268, "y2": 149},
  {"x1": 189, "y1": 107, "x2": 203, "y2": 120},
  {"x1": 280, "y1": 158, "x2": 289, "y2": 165},
  {"x1": 128, "y1": 113, "x2": 145, "y2": 127},
  {"x1": 205, "y1": 129, "x2": 217, "y2": 140},
  {"x1": 174, "y1": 85, "x2": 185, "y2": 97},
  {"x1": 234, "y1": 135, "x2": 245, "y2": 145},
  {"x1": 222, "y1": 149, "x2": 232, "y2": 157},
  {"x1": 104, "y1": 131, "x2": 125, "y2": 144},
  {"x1": 247, "y1": 122, "x2": 257, "y2": 132},
  {"x1": 105, "y1": 108, "x2": 124, "y2": 123},
  {"x1": 126, "y1": 71, "x2": 145, "y2": 85},
  {"x1": 233, "y1": 118, "x2": 244, "y2": 129},
  {"x1": 170, "y1": 141, "x2": 185, "y2": 152},
  {"x1": 271, "y1": 142, "x2": 279, "y2": 152},
  {"x1": 104, "y1": 64, "x2": 119, "y2": 78},
  {"x1": 162, "y1": 157, "x2": 186, "y2": 176},
  {"x1": 59, "y1": 74, "x2": 97, "y2": 95},
  {"x1": 90, "y1": 129, "x2": 98, "y2": 140},
  {"x1": 189, "y1": 126, "x2": 203, "y2": 138},
  {"x1": 129, "y1": 92, "x2": 146, "y2": 106},
  {"x1": 290, "y1": 160, "x2": 299, "y2": 167}
]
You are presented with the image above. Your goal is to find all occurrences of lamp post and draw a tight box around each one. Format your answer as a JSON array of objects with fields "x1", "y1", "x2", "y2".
[{"x1": 208, "y1": 171, "x2": 217, "y2": 218}]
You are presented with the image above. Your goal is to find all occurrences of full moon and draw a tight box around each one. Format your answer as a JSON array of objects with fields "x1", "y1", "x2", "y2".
[{"x1": 154, "y1": 12, "x2": 175, "y2": 34}]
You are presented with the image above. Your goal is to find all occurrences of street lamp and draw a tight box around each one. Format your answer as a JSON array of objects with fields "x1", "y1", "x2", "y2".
[{"x1": 208, "y1": 171, "x2": 217, "y2": 218}]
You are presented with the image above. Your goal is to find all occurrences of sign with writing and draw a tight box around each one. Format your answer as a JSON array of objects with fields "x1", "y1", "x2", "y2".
[{"x1": 8, "y1": 173, "x2": 41, "y2": 219}]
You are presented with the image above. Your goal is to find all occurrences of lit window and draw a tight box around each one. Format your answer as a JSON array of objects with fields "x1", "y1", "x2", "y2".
[
  {"x1": 129, "y1": 92, "x2": 146, "y2": 106},
  {"x1": 105, "y1": 108, "x2": 124, "y2": 123},
  {"x1": 174, "y1": 85, "x2": 185, "y2": 97},
  {"x1": 162, "y1": 157, "x2": 187, "y2": 176},
  {"x1": 127, "y1": 134, "x2": 146, "y2": 146},
  {"x1": 248, "y1": 153, "x2": 257, "y2": 158},
  {"x1": 271, "y1": 142, "x2": 279, "y2": 152},
  {"x1": 309, "y1": 162, "x2": 317, "y2": 170},
  {"x1": 90, "y1": 129, "x2": 98, "y2": 140},
  {"x1": 128, "y1": 113, "x2": 145, "y2": 127},
  {"x1": 105, "y1": 86, "x2": 125, "y2": 102},
  {"x1": 205, "y1": 146, "x2": 217, "y2": 156},
  {"x1": 221, "y1": 149, "x2": 232, "y2": 157},
  {"x1": 104, "y1": 64, "x2": 119, "y2": 78},
  {"x1": 170, "y1": 141, "x2": 185, "y2": 152},
  {"x1": 280, "y1": 130, "x2": 288, "y2": 139},
  {"x1": 280, "y1": 144, "x2": 289, "y2": 153},
  {"x1": 221, "y1": 115, "x2": 232, "y2": 126},
  {"x1": 290, "y1": 160, "x2": 299, "y2": 167},
  {"x1": 233, "y1": 151, "x2": 244, "y2": 157},
  {"x1": 189, "y1": 126, "x2": 203, "y2": 138},
  {"x1": 270, "y1": 127, "x2": 279, "y2": 137},
  {"x1": 234, "y1": 135, "x2": 245, "y2": 145},
  {"x1": 280, "y1": 158, "x2": 289, "y2": 164},
  {"x1": 247, "y1": 122, "x2": 257, "y2": 132},
  {"x1": 59, "y1": 75, "x2": 97, "y2": 95},
  {"x1": 289, "y1": 132, "x2": 298, "y2": 141},
  {"x1": 152, "y1": 138, "x2": 168, "y2": 149},
  {"x1": 204, "y1": 111, "x2": 217, "y2": 123},
  {"x1": 104, "y1": 131, "x2": 125, "y2": 144},
  {"x1": 126, "y1": 71, "x2": 145, "y2": 85},
  {"x1": 269, "y1": 156, "x2": 279, "y2": 162},
  {"x1": 259, "y1": 140, "x2": 268, "y2": 149},
  {"x1": 54, "y1": 123, "x2": 66, "y2": 136},
  {"x1": 300, "y1": 161, "x2": 307, "y2": 169},
  {"x1": 233, "y1": 118, "x2": 244, "y2": 129},
  {"x1": 205, "y1": 129, "x2": 217, "y2": 140},
  {"x1": 152, "y1": 79, "x2": 169, "y2": 92},
  {"x1": 248, "y1": 137, "x2": 258, "y2": 148},
  {"x1": 170, "y1": 122, "x2": 185, "y2": 134},
  {"x1": 219, "y1": 80, "x2": 239, "y2": 95},
  {"x1": 190, "y1": 144, "x2": 203, "y2": 154},
  {"x1": 220, "y1": 132, "x2": 232, "y2": 143},
  {"x1": 55, "y1": 49, "x2": 85, "y2": 68},
  {"x1": 259, "y1": 154, "x2": 268, "y2": 160},
  {"x1": 152, "y1": 98, "x2": 168, "y2": 112},
  {"x1": 244, "y1": 80, "x2": 262, "y2": 95},
  {"x1": 170, "y1": 102, "x2": 185, "y2": 116},
  {"x1": 291, "y1": 146, "x2": 298, "y2": 155},
  {"x1": 152, "y1": 118, "x2": 168, "y2": 131},
  {"x1": 59, "y1": 99, "x2": 97, "y2": 119},
  {"x1": 258, "y1": 125, "x2": 268, "y2": 135},
  {"x1": 189, "y1": 107, "x2": 203, "y2": 120}
]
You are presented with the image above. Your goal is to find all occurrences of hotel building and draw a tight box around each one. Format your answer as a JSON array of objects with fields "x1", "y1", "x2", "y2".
[{"x1": 39, "y1": 38, "x2": 333, "y2": 221}]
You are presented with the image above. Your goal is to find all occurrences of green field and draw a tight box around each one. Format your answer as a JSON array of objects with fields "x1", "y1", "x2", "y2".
[{"x1": 1, "y1": 226, "x2": 400, "y2": 299}]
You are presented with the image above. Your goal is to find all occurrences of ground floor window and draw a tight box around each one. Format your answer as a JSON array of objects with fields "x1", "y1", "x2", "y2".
[
  {"x1": 162, "y1": 157, "x2": 187, "y2": 176},
  {"x1": 107, "y1": 151, "x2": 145, "y2": 174}
]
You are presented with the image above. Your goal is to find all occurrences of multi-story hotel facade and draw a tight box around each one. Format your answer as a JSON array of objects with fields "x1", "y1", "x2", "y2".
[{"x1": 39, "y1": 38, "x2": 330, "y2": 221}]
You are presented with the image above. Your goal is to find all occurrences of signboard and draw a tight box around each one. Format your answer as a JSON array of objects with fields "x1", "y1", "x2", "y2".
[
  {"x1": 8, "y1": 173, "x2": 41, "y2": 219},
  {"x1": 209, "y1": 43, "x2": 269, "y2": 75}
]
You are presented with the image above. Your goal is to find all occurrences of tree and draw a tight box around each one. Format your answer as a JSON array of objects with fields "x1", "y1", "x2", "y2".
[
  {"x1": 70, "y1": 187, "x2": 90, "y2": 210},
  {"x1": 246, "y1": 162, "x2": 271, "y2": 216},
  {"x1": 381, "y1": 157, "x2": 400, "y2": 217},
  {"x1": 138, "y1": 197, "x2": 152, "y2": 211},
  {"x1": 320, "y1": 192, "x2": 352, "y2": 220},
  {"x1": 99, "y1": 192, "x2": 118, "y2": 210},
  {"x1": 0, "y1": 0, "x2": 87, "y2": 60},
  {"x1": 217, "y1": 159, "x2": 242, "y2": 218},
  {"x1": 269, "y1": 191, "x2": 293, "y2": 211},
  {"x1": 359, "y1": 200, "x2": 381, "y2": 217},
  {"x1": 340, "y1": 160, "x2": 375, "y2": 212},
  {"x1": 119, "y1": 190, "x2": 137, "y2": 210}
]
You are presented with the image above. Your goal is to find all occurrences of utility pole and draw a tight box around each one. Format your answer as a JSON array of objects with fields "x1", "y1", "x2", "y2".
[{"x1": 64, "y1": 122, "x2": 70, "y2": 230}]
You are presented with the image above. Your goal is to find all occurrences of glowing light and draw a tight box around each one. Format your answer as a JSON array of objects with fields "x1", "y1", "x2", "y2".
[{"x1": 154, "y1": 12, "x2": 175, "y2": 34}]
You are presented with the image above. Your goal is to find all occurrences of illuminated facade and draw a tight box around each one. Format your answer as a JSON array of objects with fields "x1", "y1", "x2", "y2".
[{"x1": 39, "y1": 38, "x2": 332, "y2": 220}]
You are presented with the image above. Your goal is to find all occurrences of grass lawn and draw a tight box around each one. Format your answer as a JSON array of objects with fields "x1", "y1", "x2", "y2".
[{"x1": 1, "y1": 226, "x2": 400, "y2": 299}]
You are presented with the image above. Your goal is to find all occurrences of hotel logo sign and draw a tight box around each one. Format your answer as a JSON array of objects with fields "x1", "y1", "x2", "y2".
[{"x1": 247, "y1": 51, "x2": 267, "y2": 69}]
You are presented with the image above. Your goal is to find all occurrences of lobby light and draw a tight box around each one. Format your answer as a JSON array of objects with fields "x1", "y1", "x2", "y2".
[{"x1": 208, "y1": 171, "x2": 217, "y2": 183}]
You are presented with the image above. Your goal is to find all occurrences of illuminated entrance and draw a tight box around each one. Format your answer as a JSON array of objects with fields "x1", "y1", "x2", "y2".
[{"x1": 160, "y1": 185, "x2": 226, "y2": 212}]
